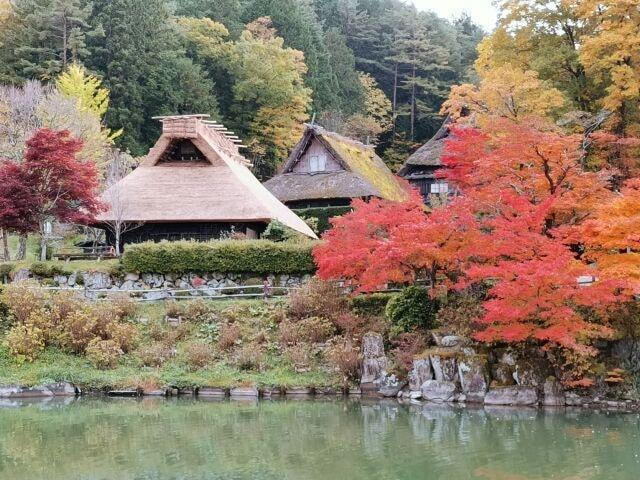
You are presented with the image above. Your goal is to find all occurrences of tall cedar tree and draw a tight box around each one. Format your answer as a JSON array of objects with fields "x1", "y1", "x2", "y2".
[
  {"x1": 0, "y1": 129, "x2": 103, "y2": 260},
  {"x1": 86, "y1": 0, "x2": 218, "y2": 155}
]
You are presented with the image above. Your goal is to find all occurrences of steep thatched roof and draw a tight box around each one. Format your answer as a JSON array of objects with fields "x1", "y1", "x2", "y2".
[
  {"x1": 97, "y1": 115, "x2": 316, "y2": 238},
  {"x1": 399, "y1": 116, "x2": 452, "y2": 176},
  {"x1": 264, "y1": 125, "x2": 407, "y2": 203}
]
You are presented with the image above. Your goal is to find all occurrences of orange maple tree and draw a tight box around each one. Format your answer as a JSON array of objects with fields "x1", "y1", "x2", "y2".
[{"x1": 581, "y1": 178, "x2": 640, "y2": 292}]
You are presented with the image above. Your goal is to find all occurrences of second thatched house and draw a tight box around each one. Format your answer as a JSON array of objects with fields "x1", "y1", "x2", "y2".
[
  {"x1": 264, "y1": 125, "x2": 407, "y2": 211},
  {"x1": 95, "y1": 115, "x2": 316, "y2": 248},
  {"x1": 398, "y1": 117, "x2": 453, "y2": 202}
]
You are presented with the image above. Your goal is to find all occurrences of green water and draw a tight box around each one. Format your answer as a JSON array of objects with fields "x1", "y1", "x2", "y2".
[{"x1": 0, "y1": 398, "x2": 639, "y2": 479}]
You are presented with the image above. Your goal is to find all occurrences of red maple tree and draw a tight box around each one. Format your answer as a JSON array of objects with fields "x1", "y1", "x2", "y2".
[
  {"x1": 314, "y1": 117, "x2": 630, "y2": 358},
  {"x1": 314, "y1": 191, "x2": 478, "y2": 292},
  {"x1": 0, "y1": 129, "x2": 103, "y2": 260}
]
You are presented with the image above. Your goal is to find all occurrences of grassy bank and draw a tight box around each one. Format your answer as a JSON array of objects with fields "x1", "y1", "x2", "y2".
[{"x1": 0, "y1": 286, "x2": 380, "y2": 391}]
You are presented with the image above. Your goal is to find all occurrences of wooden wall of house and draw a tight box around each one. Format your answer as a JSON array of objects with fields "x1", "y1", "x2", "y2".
[{"x1": 291, "y1": 139, "x2": 342, "y2": 173}]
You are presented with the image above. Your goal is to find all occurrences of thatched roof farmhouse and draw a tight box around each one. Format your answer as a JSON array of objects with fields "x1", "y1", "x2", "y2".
[
  {"x1": 398, "y1": 116, "x2": 452, "y2": 201},
  {"x1": 264, "y1": 125, "x2": 407, "y2": 208},
  {"x1": 96, "y1": 115, "x2": 316, "y2": 246}
]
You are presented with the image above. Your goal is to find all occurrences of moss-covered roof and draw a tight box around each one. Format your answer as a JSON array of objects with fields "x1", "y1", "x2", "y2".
[{"x1": 265, "y1": 126, "x2": 407, "y2": 203}]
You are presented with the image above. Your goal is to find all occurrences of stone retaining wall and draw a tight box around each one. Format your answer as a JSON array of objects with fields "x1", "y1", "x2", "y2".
[{"x1": 11, "y1": 268, "x2": 312, "y2": 300}]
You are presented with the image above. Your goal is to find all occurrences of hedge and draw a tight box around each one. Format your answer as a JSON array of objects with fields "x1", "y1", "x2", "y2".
[
  {"x1": 293, "y1": 206, "x2": 352, "y2": 234},
  {"x1": 122, "y1": 240, "x2": 319, "y2": 275}
]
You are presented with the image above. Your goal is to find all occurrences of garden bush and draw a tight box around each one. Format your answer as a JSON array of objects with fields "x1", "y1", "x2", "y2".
[
  {"x1": 183, "y1": 342, "x2": 215, "y2": 369},
  {"x1": 122, "y1": 240, "x2": 318, "y2": 275},
  {"x1": 349, "y1": 293, "x2": 394, "y2": 317},
  {"x1": 85, "y1": 338, "x2": 123, "y2": 369},
  {"x1": 5, "y1": 323, "x2": 45, "y2": 362},
  {"x1": 288, "y1": 278, "x2": 347, "y2": 320},
  {"x1": 0, "y1": 263, "x2": 14, "y2": 281},
  {"x1": 292, "y1": 206, "x2": 352, "y2": 234},
  {"x1": 1, "y1": 284, "x2": 138, "y2": 362},
  {"x1": 385, "y1": 286, "x2": 440, "y2": 332},
  {"x1": 137, "y1": 342, "x2": 173, "y2": 367},
  {"x1": 326, "y1": 338, "x2": 361, "y2": 384},
  {"x1": 0, "y1": 281, "x2": 48, "y2": 324}
]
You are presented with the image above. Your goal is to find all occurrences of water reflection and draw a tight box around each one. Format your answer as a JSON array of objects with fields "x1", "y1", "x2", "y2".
[{"x1": 0, "y1": 397, "x2": 638, "y2": 479}]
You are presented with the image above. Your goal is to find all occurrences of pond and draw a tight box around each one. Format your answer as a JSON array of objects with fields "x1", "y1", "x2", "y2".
[{"x1": 0, "y1": 397, "x2": 638, "y2": 479}]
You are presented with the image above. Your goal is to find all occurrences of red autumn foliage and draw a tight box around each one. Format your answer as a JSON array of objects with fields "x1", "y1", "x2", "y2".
[
  {"x1": 314, "y1": 117, "x2": 631, "y2": 357},
  {"x1": 314, "y1": 190, "x2": 478, "y2": 292},
  {"x1": 458, "y1": 192, "x2": 626, "y2": 355},
  {"x1": 440, "y1": 119, "x2": 613, "y2": 226},
  {"x1": 0, "y1": 129, "x2": 103, "y2": 235}
]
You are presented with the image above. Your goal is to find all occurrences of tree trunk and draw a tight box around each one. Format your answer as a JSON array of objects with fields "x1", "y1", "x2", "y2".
[
  {"x1": 16, "y1": 235, "x2": 27, "y2": 261},
  {"x1": 392, "y1": 61, "x2": 398, "y2": 138},
  {"x1": 115, "y1": 227, "x2": 121, "y2": 257},
  {"x1": 62, "y1": 16, "x2": 68, "y2": 68},
  {"x1": 410, "y1": 62, "x2": 416, "y2": 141},
  {"x1": 0, "y1": 228, "x2": 9, "y2": 261}
]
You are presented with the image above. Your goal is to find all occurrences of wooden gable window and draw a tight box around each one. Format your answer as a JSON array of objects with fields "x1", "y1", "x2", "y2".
[
  {"x1": 157, "y1": 139, "x2": 208, "y2": 164},
  {"x1": 309, "y1": 154, "x2": 326, "y2": 173}
]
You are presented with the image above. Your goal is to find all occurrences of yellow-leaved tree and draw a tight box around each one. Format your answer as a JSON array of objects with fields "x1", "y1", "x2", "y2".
[
  {"x1": 53, "y1": 64, "x2": 120, "y2": 173},
  {"x1": 56, "y1": 63, "x2": 110, "y2": 119},
  {"x1": 226, "y1": 17, "x2": 311, "y2": 178},
  {"x1": 442, "y1": 66, "x2": 566, "y2": 123},
  {"x1": 578, "y1": 0, "x2": 640, "y2": 135}
]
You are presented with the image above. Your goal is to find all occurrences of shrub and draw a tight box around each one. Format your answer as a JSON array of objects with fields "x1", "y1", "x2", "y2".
[
  {"x1": 58, "y1": 308, "x2": 99, "y2": 353},
  {"x1": 50, "y1": 291, "x2": 85, "y2": 323},
  {"x1": 85, "y1": 338, "x2": 123, "y2": 369},
  {"x1": 108, "y1": 295, "x2": 137, "y2": 320},
  {"x1": 298, "y1": 316, "x2": 335, "y2": 343},
  {"x1": 279, "y1": 320, "x2": 301, "y2": 347},
  {"x1": 390, "y1": 332, "x2": 426, "y2": 376},
  {"x1": 137, "y1": 342, "x2": 173, "y2": 367},
  {"x1": 435, "y1": 291, "x2": 485, "y2": 337},
  {"x1": 292, "y1": 206, "x2": 352, "y2": 234},
  {"x1": 332, "y1": 312, "x2": 385, "y2": 340},
  {"x1": 122, "y1": 240, "x2": 317, "y2": 275},
  {"x1": 165, "y1": 301, "x2": 183, "y2": 319},
  {"x1": 262, "y1": 220, "x2": 298, "y2": 242},
  {"x1": 284, "y1": 344, "x2": 314, "y2": 371},
  {"x1": 385, "y1": 286, "x2": 440, "y2": 332},
  {"x1": 105, "y1": 322, "x2": 138, "y2": 353},
  {"x1": 288, "y1": 278, "x2": 347, "y2": 320},
  {"x1": 349, "y1": 293, "x2": 394, "y2": 317},
  {"x1": 326, "y1": 338, "x2": 361, "y2": 384},
  {"x1": 233, "y1": 343, "x2": 263, "y2": 371},
  {"x1": 5, "y1": 323, "x2": 45, "y2": 362},
  {"x1": 0, "y1": 263, "x2": 14, "y2": 281},
  {"x1": 0, "y1": 282, "x2": 48, "y2": 324},
  {"x1": 183, "y1": 342, "x2": 214, "y2": 369},
  {"x1": 217, "y1": 323, "x2": 241, "y2": 351},
  {"x1": 182, "y1": 299, "x2": 213, "y2": 322}
]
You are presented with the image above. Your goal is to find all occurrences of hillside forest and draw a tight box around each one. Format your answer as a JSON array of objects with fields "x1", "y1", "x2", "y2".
[{"x1": 0, "y1": 0, "x2": 484, "y2": 177}]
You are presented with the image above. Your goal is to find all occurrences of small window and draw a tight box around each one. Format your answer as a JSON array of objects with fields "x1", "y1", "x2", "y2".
[
  {"x1": 309, "y1": 154, "x2": 326, "y2": 172},
  {"x1": 430, "y1": 182, "x2": 449, "y2": 194}
]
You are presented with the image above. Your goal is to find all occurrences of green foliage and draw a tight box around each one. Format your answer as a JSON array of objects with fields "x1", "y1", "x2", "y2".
[
  {"x1": 293, "y1": 206, "x2": 352, "y2": 234},
  {"x1": 385, "y1": 286, "x2": 440, "y2": 332},
  {"x1": 86, "y1": 0, "x2": 219, "y2": 155},
  {"x1": 0, "y1": 263, "x2": 13, "y2": 280},
  {"x1": 349, "y1": 293, "x2": 394, "y2": 318},
  {"x1": 29, "y1": 261, "x2": 70, "y2": 278},
  {"x1": 261, "y1": 220, "x2": 300, "y2": 242},
  {"x1": 122, "y1": 240, "x2": 317, "y2": 275}
]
